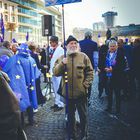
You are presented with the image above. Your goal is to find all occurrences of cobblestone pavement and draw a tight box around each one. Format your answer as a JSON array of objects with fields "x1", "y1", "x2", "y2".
[{"x1": 25, "y1": 75, "x2": 140, "y2": 140}]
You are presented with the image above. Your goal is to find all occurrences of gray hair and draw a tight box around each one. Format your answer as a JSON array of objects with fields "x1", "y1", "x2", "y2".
[
  {"x1": 108, "y1": 40, "x2": 118, "y2": 47},
  {"x1": 85, "y1": 31, "x2": 92, "y2": 39}
]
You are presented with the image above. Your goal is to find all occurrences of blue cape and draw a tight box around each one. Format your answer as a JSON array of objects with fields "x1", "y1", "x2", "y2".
[{"x1": 3, "y1": 53, "x2": 41, "y2": 111}]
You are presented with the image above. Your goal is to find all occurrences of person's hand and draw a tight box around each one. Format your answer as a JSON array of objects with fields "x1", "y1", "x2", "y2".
[
  {"x1": 105, "y1": 67, "x2": 112, "y2": 72},
  {"x1": 1, "y1": 71, "x2": 10, "y2": 82},
  {"x1": 62, "y1": 58, "x2": 67, "y2": 64},
  {"x1": 97, "y1": 68, "x2": 101, "y2": 73},
  {"x1": 105, "y1": 67, "x2": 109, "y2": 72},
  {"x1": 109, "y1": 67, "x2": 113, "y2": 72},
  {"x1": 43, "y1": 65, "x2": 48, "y2": 69}
]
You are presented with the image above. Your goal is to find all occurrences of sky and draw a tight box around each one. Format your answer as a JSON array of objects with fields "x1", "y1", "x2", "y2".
[{"x1": 61, "y1": 0, "x2": 140, "y2": 33}]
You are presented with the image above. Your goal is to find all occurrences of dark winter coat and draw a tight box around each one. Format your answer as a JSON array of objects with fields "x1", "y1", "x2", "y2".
[{"x1": 0, "y1": 71, "x2": 20, "y2": 139}]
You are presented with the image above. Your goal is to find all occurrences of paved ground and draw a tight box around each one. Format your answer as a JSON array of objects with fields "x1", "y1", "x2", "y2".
[{"x1": 25, "y1": 75, "x2": 140, "y2": 140}]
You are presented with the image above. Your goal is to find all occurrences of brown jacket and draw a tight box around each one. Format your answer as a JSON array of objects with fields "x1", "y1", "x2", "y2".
[{"x1": 53, "y1": 52, "x2": 93, "y2": 99}]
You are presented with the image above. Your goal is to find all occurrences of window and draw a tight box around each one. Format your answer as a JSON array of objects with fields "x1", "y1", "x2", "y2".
[
  {"x1": 12, "y1": 16, "x2": 15, "y2": 22},
  {"x1": 4, "y1": 3, "x2": 7, "y2": 9},
  {"x1": 12, "y1": 6, "x2": 14, "y2": 11},
  {"x1": 5, "y1": 15, "x2": 8, "y2": 21},
  {"x1": 0, "y1": 1, "x2": 2, "y2": 8}
]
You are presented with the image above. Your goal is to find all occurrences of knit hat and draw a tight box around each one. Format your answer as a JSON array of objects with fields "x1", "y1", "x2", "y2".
[{"x1": 66, "y1": 35, "x2": 78, "y2": 45}]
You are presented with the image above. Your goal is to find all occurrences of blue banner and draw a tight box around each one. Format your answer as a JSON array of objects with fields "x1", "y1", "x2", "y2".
[
  {"x1": 0, "y1": 13, "x2": 5, "y2": 42},
  {"x1": 45, "y1": 0, "x2": 82, "y2": 6},
  {"x1": 26, "y1": 32, "x2": 29, "y2": 41}
]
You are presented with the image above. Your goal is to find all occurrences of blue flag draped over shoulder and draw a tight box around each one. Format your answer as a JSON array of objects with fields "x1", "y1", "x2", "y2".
[{"x1": 45, "y1": 0, "x2": 82, "y2": 6}]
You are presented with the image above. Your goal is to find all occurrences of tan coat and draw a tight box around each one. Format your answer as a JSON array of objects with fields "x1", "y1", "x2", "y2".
[{"x1": 53, "y1": 52, "x2": 94, "y2": 99}]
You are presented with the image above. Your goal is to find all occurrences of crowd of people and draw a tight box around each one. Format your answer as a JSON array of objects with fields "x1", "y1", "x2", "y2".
[
  {"x1": 0, "y1": 31, "x2": 140, "y2": 140},
  {"x1": 98, "y1": 37, "x2": 140, "y2": 114}
]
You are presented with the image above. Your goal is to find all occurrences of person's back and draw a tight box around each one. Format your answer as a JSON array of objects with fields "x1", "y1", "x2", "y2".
[
  {"x1": 40, "y1": 47, "x2": 46, "y2": 65},
  {"x1": 0, "y1": 41, "x2": 14, "y2": 57},
  {"x1": 123, "y1": 44, "x2": 133, "y2": 68},
  {"x1": 79, "y1": 31, "x2": 98, "y2": 69},
  {"x1": 133, "y1": 38, "x2": 140, "y2": 77},
  {"x1": 3, "y1": 43, "x2": 41, "y2": 126}
]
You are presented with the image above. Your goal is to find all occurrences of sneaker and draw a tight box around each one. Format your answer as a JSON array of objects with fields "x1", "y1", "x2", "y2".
[
  {"x1": 53, "y1": 106, "x2": 63, "y2": 112},
  {"x1": 33, "y1": 109, "x2": 38, "y2": 113},
  {"x1": 50, "y1": 104, "x2": 58, "y2": 109}
]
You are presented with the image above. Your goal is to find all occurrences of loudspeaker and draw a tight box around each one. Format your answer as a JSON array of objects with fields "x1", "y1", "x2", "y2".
[{"x1": 42, "y1": 15, "x2": 55, "y2": 36}]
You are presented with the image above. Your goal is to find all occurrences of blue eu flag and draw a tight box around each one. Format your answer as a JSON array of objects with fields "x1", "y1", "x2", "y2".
[
  {"x1": 45, "y1": 0, "x2": 82, "y2": 6},
  {"x1": 0, "y1": 13, "x2": 5, "y2": 42},
  {"x1": 26, "y1": 32, "x2": 29, "y2": 41}
]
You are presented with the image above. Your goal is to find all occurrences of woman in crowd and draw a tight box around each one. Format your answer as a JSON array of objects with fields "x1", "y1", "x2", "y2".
[
  {"x1": 29, "y1": 42, "x2": 47, "y2": 106},
  {"x1": 105, "y1": 40, "x2": 126, "y2": 114}
]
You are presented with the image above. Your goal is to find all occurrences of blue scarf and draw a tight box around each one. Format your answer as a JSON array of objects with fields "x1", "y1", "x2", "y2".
[{"x1": 106, "y1": 50, "x2": 117, "y2": 77}]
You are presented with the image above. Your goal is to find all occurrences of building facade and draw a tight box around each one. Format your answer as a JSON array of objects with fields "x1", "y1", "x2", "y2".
[{"x1": 0, "y1": 0, "x2": 62, "y2": 46}]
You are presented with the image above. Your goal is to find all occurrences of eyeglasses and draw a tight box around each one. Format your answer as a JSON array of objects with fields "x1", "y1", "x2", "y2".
[{"x1": 109, "y1": 46, "x2": 116, "y2": 47}]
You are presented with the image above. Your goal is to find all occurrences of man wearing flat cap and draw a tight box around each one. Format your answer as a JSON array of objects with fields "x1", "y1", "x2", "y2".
[{"x1": 53, "y1": 35, "x2": 93, "y2": 140}]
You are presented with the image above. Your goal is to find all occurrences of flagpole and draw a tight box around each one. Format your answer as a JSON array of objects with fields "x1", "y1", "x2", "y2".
[{"x1": 62, "y1": 4, "x2": 69, "y2": 139}]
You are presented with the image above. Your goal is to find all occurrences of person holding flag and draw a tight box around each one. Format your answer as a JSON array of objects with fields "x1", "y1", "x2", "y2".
[{"x1": 53, "y1": 35, "x2": 93, "y2": 140}]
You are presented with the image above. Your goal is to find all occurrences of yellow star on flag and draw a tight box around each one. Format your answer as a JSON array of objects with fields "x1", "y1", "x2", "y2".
[
  {"x1": 17, "y1": 60, "x2": 20, "y2": 64},
  {"x1": 16, "y1": 75, "x2": 21, "y2": 79},
  {"x1": 30, "y1": 86, "x2": 34, "y2": 91},
  {"x1": 33, "y1": 63, "x2": 36, "y2": 67}
]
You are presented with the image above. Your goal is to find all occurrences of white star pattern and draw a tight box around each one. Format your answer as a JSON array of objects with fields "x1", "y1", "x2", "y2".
[
  {"x1": 30, "y1": 86, "x2": 34, "y2": 91},
  {"x1": 33, "y1": 63, "x2": 36, "y2": 67},
  {"x1": 17, "y1": 60, "x2": 20, "y2": 64},
  {"x1": 15, "y1": 75, "x2": 21, "y2": 79}
]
